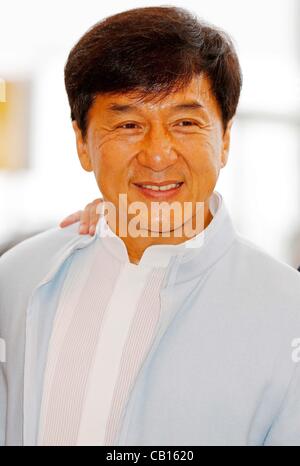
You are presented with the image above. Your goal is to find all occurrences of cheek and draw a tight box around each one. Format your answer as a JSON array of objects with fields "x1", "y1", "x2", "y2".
[
  {"x1": 91, "y1": 140, "x2": 131, "y2": 198},
  {"x1": 185, "y1": 137, "x2": 221, "y2": 197},
  {"x1": 188, "y1": 137, "x2": 220, "y2": 175}
]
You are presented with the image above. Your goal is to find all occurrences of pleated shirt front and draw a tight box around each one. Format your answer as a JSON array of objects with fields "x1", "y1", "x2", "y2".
[{"x1": 37, "y1": 193, "x2": 220, "y2": 445}]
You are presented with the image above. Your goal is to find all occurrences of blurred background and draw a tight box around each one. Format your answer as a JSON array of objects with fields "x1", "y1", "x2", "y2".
[{"x1": 0, "y1": 0, "x2": 300, "y2": 267}]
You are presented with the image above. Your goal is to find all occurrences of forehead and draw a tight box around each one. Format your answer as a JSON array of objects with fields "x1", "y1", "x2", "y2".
[{"x1": 89, "y1": 74, "x2": 222, "y2": 118}]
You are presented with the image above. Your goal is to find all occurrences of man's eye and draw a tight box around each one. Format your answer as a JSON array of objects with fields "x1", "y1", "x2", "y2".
[
  {"x1": 118, "y1": 123, "x2": 139, "y2": 129},
  {"x1": 177, "y1": 120, "x2": 196, "y2": 127}
]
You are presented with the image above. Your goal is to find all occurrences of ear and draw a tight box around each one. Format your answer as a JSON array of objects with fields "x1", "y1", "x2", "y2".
[
  {"x1": 72, "y1": 120, "x2": 93, "y2": 172},
  {"x1": 220, "y1": 118, "x2": 234, "y2": 168}
]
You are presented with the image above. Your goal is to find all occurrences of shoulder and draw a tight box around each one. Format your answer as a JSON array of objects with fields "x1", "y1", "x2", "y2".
[
  {"x1": 0, "y1": 222, "x2": 83, "y2": 303},
  {"x1": 232, "y1": 233, "x2": 300, "y2": 286},
  {"x1": 0, "y1": 222, "x2": 81, "y2": 269},
  {"x1": 227, "y1": 233, "x2": 300, "y2": 322}
]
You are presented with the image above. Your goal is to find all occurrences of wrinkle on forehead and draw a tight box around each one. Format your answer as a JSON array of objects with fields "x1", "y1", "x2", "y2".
[
  {"x1": 99, "y1": 74, "x2": 213, "y2": 109},
  {"x1": 87, "y1": 73, "x2": 222, "y2": 134},
  {"x1": 157, "y1": 75, "x2": 208, "y2": 105}
]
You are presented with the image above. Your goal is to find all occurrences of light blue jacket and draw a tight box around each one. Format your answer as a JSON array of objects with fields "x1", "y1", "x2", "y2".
[{"x1": 1, "y1": 197, "x2": 300, "y2": 446}]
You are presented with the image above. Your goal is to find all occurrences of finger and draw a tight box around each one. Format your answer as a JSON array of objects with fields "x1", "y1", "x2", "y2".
[
  {"x1": 89, "y1": 199, "x2": 103, "y2": 235},
  {"x1": 59, "y1": 210, "x2": 83, "y2": 228},
  {"x1": 79, "y1": 203, "x2": 93, "y2": 234}
]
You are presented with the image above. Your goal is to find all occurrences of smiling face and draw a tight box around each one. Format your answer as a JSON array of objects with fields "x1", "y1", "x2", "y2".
[{"x1": 73, "y1": 74, "x2": 233, "y2": 261}]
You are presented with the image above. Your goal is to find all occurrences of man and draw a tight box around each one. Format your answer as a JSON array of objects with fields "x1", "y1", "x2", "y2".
[{"x1": 1, "y1": 6, "x2": 300, "y2": 446}]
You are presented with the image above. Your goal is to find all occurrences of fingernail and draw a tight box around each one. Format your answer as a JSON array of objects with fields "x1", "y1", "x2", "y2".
[
  {"x1": 89, "y1": 225, "x2": 96, "y2": 235},
  {"x1": 79, "y1": 224, "x2": 86, "y2": 234}
]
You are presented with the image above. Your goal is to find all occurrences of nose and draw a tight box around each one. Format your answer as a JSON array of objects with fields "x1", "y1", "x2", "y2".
[{"x1": 136, "y1": 123, "x2": 178, "y2": 171}]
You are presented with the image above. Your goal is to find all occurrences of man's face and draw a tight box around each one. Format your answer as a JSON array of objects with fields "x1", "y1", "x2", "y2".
[{"x1": 73, "y1": 74, "x2": 232, "y2": 238}]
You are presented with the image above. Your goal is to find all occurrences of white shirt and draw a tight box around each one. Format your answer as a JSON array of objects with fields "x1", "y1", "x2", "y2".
[
  {"x1": 37, "y1": 192, "x2": 220, "y2": 446},
  {"x1": 2, "y1": 190, "x2": 300, "y2": 445}
]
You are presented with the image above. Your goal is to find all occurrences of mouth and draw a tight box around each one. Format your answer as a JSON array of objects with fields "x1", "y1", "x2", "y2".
[{"x1": 132, "y1": 181, "x2": 184, "y2": 200}]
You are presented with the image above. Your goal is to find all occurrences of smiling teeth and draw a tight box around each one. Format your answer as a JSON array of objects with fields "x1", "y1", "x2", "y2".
[{"x1": 140, "y1": 183, "x2": 181, "y2": 191}]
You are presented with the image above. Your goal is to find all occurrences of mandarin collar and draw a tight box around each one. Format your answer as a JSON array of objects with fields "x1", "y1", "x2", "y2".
[{"x1": 95, "y1": 191, "x2": 223, "y2": 268}]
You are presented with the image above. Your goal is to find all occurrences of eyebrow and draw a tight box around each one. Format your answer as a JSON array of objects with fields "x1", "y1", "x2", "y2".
[{"x1": 105, "y1": 100, "x2": 205, "y2": 114}]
